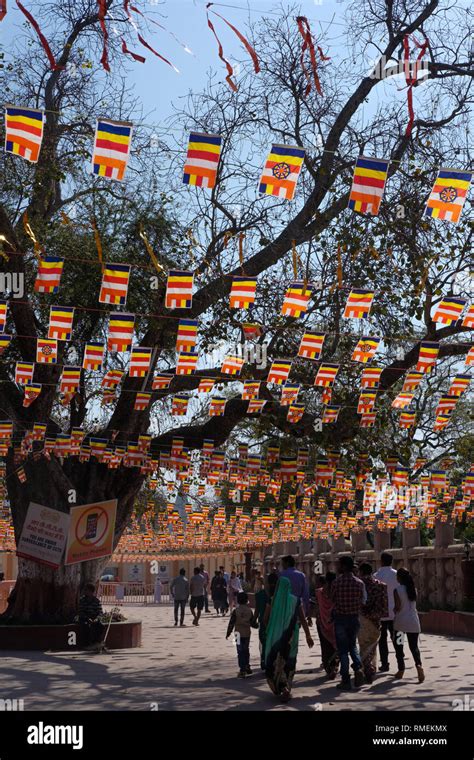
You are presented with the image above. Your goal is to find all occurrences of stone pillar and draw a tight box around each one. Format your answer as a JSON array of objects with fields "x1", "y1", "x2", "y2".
[
  {"x1": 402, "y1": 526, "x2": 421, "y2": 549},
  {"x1": 244, "y1": 552, "x2": 252, "y2": 582},
  {"x1": 330, "y1": 536, "x2": 347, "y2": 554},
  {"x1": 435, "y1": 518, "x2": 454, "y2": 548},
  {"x1": 351, "y1": 531, "x2": 367, "y2": 552},
  {"x1": 374, "y1": 528, "x2": 391, "y2": 555}
]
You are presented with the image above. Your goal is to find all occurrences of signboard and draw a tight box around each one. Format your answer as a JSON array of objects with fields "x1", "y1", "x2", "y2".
[
  {"x1": 158, "y1": 563, "x2": 170, "y2": 581},
  {"x1": 126, "y1": 563, "x2": 143, "y2": 582},
  {"x1": 17, "y1": 502, "x2": 69, "y2": 569},
  {"x1": 65, "y1": 499, "x2": 117, "y2": 566}
]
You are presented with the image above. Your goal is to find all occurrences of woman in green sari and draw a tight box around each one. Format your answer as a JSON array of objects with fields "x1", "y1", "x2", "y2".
[{"x1": 264, "y1": 576, "x2": 314, "y2": 702}]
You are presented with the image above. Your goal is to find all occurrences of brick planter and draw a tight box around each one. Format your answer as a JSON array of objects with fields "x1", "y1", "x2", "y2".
[
  {"x1": 0, "y1": 620, "x2": 142, "y2": 650},
  {"x1": 419, "y1": 610, "x2": 474, "y2": 639}
]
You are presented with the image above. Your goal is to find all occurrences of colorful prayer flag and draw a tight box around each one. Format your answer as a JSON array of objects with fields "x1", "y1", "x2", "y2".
[
  {"x1": 402, "y1": 371, "x2": 423, "y2": 392},
  {"x1": 99, "y1": 263, "x2": 131, "y2": 305},
  {"x1": 4, "y1": 105, "x2": 44, "y2": 163},
  {"x1": 23, "y1": 383, "x2": 41, "y2": 407},
  {"x1": 322, "y1": 405, "x2": 340, "y2": 423},
  {"x1": 351, "y1": 337, "x2": 380, "y2": 363},
  {"x1": 183, "y1": 132, "x2": 222, "y2": 189},
  {"x1": 281, "y1": 281, "x2": 312, "y2": 318},
  {"x1": 461, "y1": 305, "x2": 474, "y2": 329},
  {"x1": 348, "y1": 156, "x2": 389, "y2": 215},
  {"x1": 416, "y1": 341, "x2": 439, "y2": 373},
  {"x1": 198, "y1": 378, "x2": 214, "y2": 393},
  {"x1": 48, "y1": 305, "x2": 74, "y2": 341},
  {"x1": 267, "y1": 360, "x2": 292, "y2": 385},
  {"x1": 36, "y1": 338, "x2": 57, "y2": 364},
  {"x1": 92, "y1": 119, "x2": 133, "y2": 181},
  {"x1": 360, "y1": 366, "x2": 382, "y2": 388},
  {"x1": 435, "y1": 395, "x2": 458, "y2": 416},
  {"x1": 247, "y1": 399, "x2": 266, "y2": 414},
  {"x1": 298, "y1": 331, "x2": 324, "y2": 360},
  {"x1": 360, "y1": 412, "x2": 376, "y2": 427},
  {"x1": 343, "y1": 289, "x2": 375, "y2": 319},
  {"x1": 152, "y1": 374, "x2": 173, "y2": 390},
  {"x1": 287, "y1": 403, "x2": 305, "y2": 423},
  {"x1": 34, "y1": 256, "x2": 64, "y2": 294},
  {"x1": 82, "y1": 342, "x2": 104, "y2": 371},
  {"x1": 176, "y1": 350, "x2": 198, "y2": 375},
  {"x1": 314, "y1": 363, "x2": 339, "y2": 387},
  {"x1": 107, "y1": 313, "x2": 135, "y2": 352},
  {"x1": 432, "y1": 296, "x2": 466, "y2": 325},
  {"x1": 0, "y1": 301, "x2": 7, "y2": 332},
  {"x1": 165, "y1": 270, "x2": 194, "y2": 309},
  {"x1": 221, "y1": 355, "x2": 244, "y2": 375},
  {"x1": 135, "y1": 392, "x2": 152, "y2": 411},
  {"x1": 60, "y1": 366, "x2": 81, "y2": 394},
  {"x1": 466, "y1": 347, "x2": 474, "y2": 367},
  {"x1": 241, "y1": 322, "x2": 261, "y2": 340},
  {"x1": 176, "y1": 319, "x2": 198, "y2": 353},
  {"x1": 259, "y1": 144, "x2": 305, "y2": 200},
  {"x1": 15, "y1": 361, "x2": 34, "y2": 385},
  {"x1": 424, "y1": 168, "x2": 472, "y2": 224},
  {"x1": 101, "y1": 369, "x2": 124, "y2": 389},
  {"x1": 209, "y1": 398, "x2": 226, "y2": 416},
  {"x1": 229, "y1": 277, "x2": 257, "y2": 309},
  {"x1": 242, "y1": 381, "x2": 260, "y2": 400},
  {"x1": 0, "y1": 334, "x2": 12, "y2": 356},
  {"x1": 129, "y1": 347, "x2": 152, "y2": 377},
  {"x1": 392, "y1": 392, "x2": 414, "y2": 409},
  {"x1": 357, "y1": 391, "x2": 376, "y2": 414},
  {"x1": 399, "y1": 412, "x2": 416, "y2": 428},
  {"x1": 281, "y1": 382, "x2": 300, "y2": 406},
  {"x1": 447, "y1": 374, "x2": 471, "y2": 397}
]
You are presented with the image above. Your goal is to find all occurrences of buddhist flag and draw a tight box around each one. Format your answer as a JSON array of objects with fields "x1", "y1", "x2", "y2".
[
  {"x1": 36, "y1": 338, "x2": 57, "y2": 364},
  {"x1": 466, "y1": 347, "x2": 474, "y2": 367},
  {"x1": 107, "y1": 313, "x2": 135, "y2": 352},
  {"x1": 287, "y1": 403, "x2": 305, "y2": 423},
  {"x1": 259, "y1": 144, "x2": 305, "y2": 200},
  {"x1": 267, "y1": 360, "x2": 292, "y2": 385},
  {"x1": 314, "y1": 363, "x2": 339, "y2": 387},
  {"x1": 152, "y1": 374, "x2": 173, "y2": 390},
  {"x1": 399, "y1": 412, "x2": 416, "y2": 429},
  {"x1": 430, "y1": 470, "x2": 448, "y2": 492},
  {"x1": 34, "y1": 256, "x2": 64, "y2": 293},
  {"x1": 48, "y1": 305, "x2": 74, "y2": 341},
  {"x1": 281, "y1": 281, "x2": 312, "y2": 318},
  {"x1": 129, "y1": 347, "x2": 152, "y2": 377},
  {"x1": 357, "y1": 391, "x2": 376, "y2": 414},
  {"x1": 321, "y1": 387, "x2": 332, "y2": 404},
  {"x1": 23, "y1": 383, "x2": 41, "y2": 407},
  {"x1": 0, "y1": 421, "x2": 13, "y2": 439},
  {"x1": 361, "y1": 366, "x2": 382, "y2": 388},
  {"x1": 101, "y1": 369, "x2": 123, "y2": 389},
  {"x1": 198, "y1": 378, "x2": 214, "y2": 393},
  {"x1": 424, "y1": 168, "x2": 472, "y2": 224},
  {"x1": 221, "y1": 355, "x2": 244, "y2": 375},
  {"x1": 165, "y1": 270, "x2": 194, "y2": 309},
  {"x1": 281, "y1": 382, "x2": 300, "y2": 406},
  {"x1": 176, "y1": 319, "x2": 198, "y2": 353},
  {"x1": 447, "y1": 374, "x2": 470, "y2": 397},
  {"x1": 322, "y1": 405, "x2": 340, "y2": 423},
  {"x1": 15, "y1": 361, "x2": 34, "y2": 385},
  {"x1": 99, "y1": 263, "x2": 131, "y2": 305},
  {"x1": 60, "y1": 366, "x2": 81, "y2": 394},
  {"x1": 176, "y1": 350, "x2": 198, "y2": 375},
  {"x1": 209, "y1": 398, "x2": 226, "y2": 416},
  {"x1": 32, "y1": 423, "x2": 47, "y2": 441},
  {"x1": 242, "y1": 381, "x2": 260, "y2": 400},
  {"x1": 135, "y1": 392, "x2": 152, "y2": 411},
  {"x1": 83, "y1": 342, "x2": 104, "y2": 371},
  {"x1": 461, "y1": 305, "x2": 474, "y2": 329},
  {"x1": 434, "y1": 415, "x2": 451, "y2": 431},
  {"x1": 5, "y1": 105, "x2": 44, "y2": 163},
  {"x1": 435, "y1": 395, "x2": 458, "y2": 416},
  {"x1": 242, "y1": 322, "x2": 261, "y2": 340},
  {"x1": 416, "y1": 341, "x2": 439, "y2": 373},
  {"x1": 360, "y1": 412, "x2": 376, "y2": 427},
  {"x1": 247, "y1": 399, "x2": 266, "y2": 414},
  {"x1": 352, "y1": 337, "x2": 380, "y2": 363},
  {"x1": 402, "y1": 371, "x2": 423, "y2": 392},
  {"x1": 343, "y1": 289, "x2": 374, "y2": 319},
  {"x1": 392, "y1": 392, "x2": 414, "y2": 409},
  {"x1": 92, "y1": 119, "x2": 133, "y2": 181},
  {"x1": 0, "y1": 334, "x2": 11, "y2": 356},
  {"x1": 0, "y1": 301, "x2": 6, "y2": 332},
  {"x1": 230, "y1": 277, "x2": 257, "y2": 309},
  {"x1": 432, "y1": 296, "x2": 466, "y2": 325},
  {"x1": 348, "y1": 156, "x2": 389, "y2": 215},
  {"x1": 298, "y1": 331, "x2": 324, "y2": 360},
  {"x1": 183, "y1": 132, "x2": 222, "y2": 189}
]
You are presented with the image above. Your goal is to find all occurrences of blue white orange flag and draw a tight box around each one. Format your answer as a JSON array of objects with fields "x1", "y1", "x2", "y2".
[
  {"x1": 107, "y1": 313, "x2": 135, "y2": 352},
  {"x1": 48, "y1": 306, "x2": 74, "y2": 341},
  {"x1": 34, "y1": 256, "x2": 64, "y2": 293},
  {"x1": 99, "y1": 264, "x2": 131, "y2": 305},
  {"x1": 4, "y1": 105, "x2": 44, "y2": 163},
  {"x1": 348, "y1": 156, "x2": 389, "y2": 215},
  {"x1": 92, "y1": 119, "x2": 133, "y2": 181},
  {"x1": 432, "y1": 296, "x2": 466, "y2": 325},
  {"x1": 166, "y1": 270, "x2": 194, "y2": 309},
  {"x1": 183, "y1": 133, "x2": 222, "y2": 189},
  {"x1": 424, "y1": 168, "x2": 472, "y2": 223},
  {"x1": 259, "y1": 144, "x2": 305, "y2": 200},
  {"x1": 281, "y1": 281, "x2": 313, "y2": 317},
  {"x1": 343, "y1": 289, "x2": 375, "y2": 319}
]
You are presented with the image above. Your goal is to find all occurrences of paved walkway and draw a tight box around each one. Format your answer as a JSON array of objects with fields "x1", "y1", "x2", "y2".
[{"x1": 0, "y1": 605, "x2": 472, "y2": 711}]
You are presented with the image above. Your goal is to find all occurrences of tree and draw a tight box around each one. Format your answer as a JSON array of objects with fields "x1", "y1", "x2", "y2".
[{"x1": 0, "y1": 0, "x2": 472, "y2": 621}]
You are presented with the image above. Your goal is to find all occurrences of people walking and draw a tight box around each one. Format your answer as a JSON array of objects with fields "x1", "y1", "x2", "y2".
[
  {"x1": 264, "y1": 576, "x2": 314, "y2": 702},
  {"x1": 393, "y1": 568, "x2": 424, "y2": 683},
  {"x1": 199, "y1": 563, "x2": 211, "y2": 613},
  {"x1": 253, "y1": 575, "x2": 270, "y2": 670},
  {"x1": 315, "y1": 572, "x2": 339, "y2": 679},
  {"x1": 331, "y1": 555, "x2": 365, "y2": 691},
  {"x1": 228, "y1": 570, "x2": 243, "y2": 612},
  {"x1": 373, "y1": 552, "x2": 398, "y2": 672},
  {"x1": 358, "y1": 563, "x2": 388, "y2": 683},
  {"x1": 226, "y1": 592, "x2": 255, "y2": 678},
  {"x1": 211, "y1": 570, "x2": 228, "y2": 615},
  {"x1": 189, "y1": 567, "x2": 206, "y2": 626},
  {"x1": 170, "y1": 568, "x2": 190, "y2": 627},
  {"x1": 279, "y1": 554, "x2": 310, "y2": 620}
]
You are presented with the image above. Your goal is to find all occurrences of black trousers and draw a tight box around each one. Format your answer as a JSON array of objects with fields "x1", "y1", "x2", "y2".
[
  {"x1": 79, "y1": 619, "x2": 105, "y2": 647},
  {"x1": 378, "y1": 619, "x2": 395, "y2": 667},
  {"x1": 394, "y1": 631, "x2": 422, "y2": 670},
  {"x1": 174, "y1": 599, "x2": 186, "y2": 623}
]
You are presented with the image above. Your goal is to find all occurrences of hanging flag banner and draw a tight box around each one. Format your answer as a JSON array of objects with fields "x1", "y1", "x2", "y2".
[
  {"x1": 351, "y1": 337, "x2": 380, "y2": 363},
  {"x1": 416, "y1": 341, "x2": 439, "y2": 373},
  {"x1": 17, "y1": 502, "x2": 69, "y2": 568},
  {"x1": 183, "y1": 132, "x2": 222, "y2": 189},
  {"x1": 281, "y1": 281, "x2": 313, "y2": 318},
  {"x1": 99, "y1": 263, "x2": 131, "y2": 305},
  {"x1": 314, "y1": 363, "x2": 339, "y2": 387},
  {"x1": 360, "y1": 366, "x2": 382, "y2": 388},
  {"x1": 0, "y1": 334, "x2": 12, "y2": 355},
  {"x1": 424, "y1": 168, "x2": 472, "y2": 224},
  {"x1": 83, "y1": 341, "x2": 104, "y2": 371},
  {"x1": 165, "y1": 270, "x2": 194, "y2": 309},
  {"x1": 259, "y1": 144, "x2": 305, "y2": 200},
  {"x1": 34, "y1": 256, "x2": 64, "y2": 293},
  {"x1": 461, "y1": 305, "x2": 474, "y2": 328},
  {"x1": 134, "y1": 392, "x2": 151, "y2": 411},
  {"x1": 402, "y1": 371, "x2": 424, "y2": 392},
  {"x1": 129, "y1": 347, "x2": 152, "y2": 377},
  {"x1": 432, "y1": 296, "x2": 466, "y2": 325},
  {"x1": 298, "y1": 331, "x2": 325, "y2": 360},
  {"x1": 221, "y1": 355, "x2": 244, "y2": 375},
  {"x1": 60, "y1": 366, "x2": 81, "y2": 394},
  {"x1": 343, "y1": 289, "x2": 375, "y2": 319},
  {"x1": 92, "y1": 119, "x2": 133, "y2": 181},
  {"x1": 348, "y1": 156, "x2": 389, "y2": 215},
  {"x1": 176, "y1": 319, "x2": 198, "y2": 353},
  {"x1": 23, "y1": 383, "x2": 41, "y2": 407},
  {"x1": 48, "y1": 305, "x2": 74, "y2": 341},
  {"x1": 4, "y1": 105, "x2": 44, "y2": 163},
  {"x1": 267, "y1": 360, "x2": 292, "y2": 385},
  {"x1": 15, "y1": 361, "x2": 34, "y2": 385},
  {"x1": 0, "y1": 301, "x2": 6, "y2": 332},
  {"x1": 230, "y1": 277, "x2": 257, "y2": 309},
  {"x1": 107, "y1": 313, "x2": 135, "y2": 352},
  {"x1": 65, "y1": 499, "x2": 117, "y2": 565},
  {"x1": 36, "y1": 338, "x2": 57, "y2": 364}
]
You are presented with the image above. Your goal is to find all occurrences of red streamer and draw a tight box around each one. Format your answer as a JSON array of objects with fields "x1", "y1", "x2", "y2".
[
  {"x1": 403, "y1": 34, "x2": 429, "y2": 137},
  {"x1": 296, "y1": 16, "x2": 329, "y2": 97},
  {"x1": 15, "y1": 0, "x2": 60, "y2": 70},
  {"x1": 97, "y1": 0, "x2": 110, "y2": 72},
  {"x1": 206, "y1": 2, "x2": 260, "y2": 91},
  {"x1": 137, "y1": 34, "x2": 179, "y2": 72},
  {"x1": 121, "y1": 38, "x2": 145, "y2": 63},
  {"x1": 207, "y1": 3, "x2": 260, "y2": 74},
  {"x1": 0, "y1": 0, "x2": 7, "y2": 22}
]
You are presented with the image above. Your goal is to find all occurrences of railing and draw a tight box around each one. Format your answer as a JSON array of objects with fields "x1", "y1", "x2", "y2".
[{"x1": 98, "y1": 581, "x2": 171, "y2": 605}]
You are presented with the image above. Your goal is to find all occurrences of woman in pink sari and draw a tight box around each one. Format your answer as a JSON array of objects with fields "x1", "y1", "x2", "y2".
[{"x1": 315, "y1": 572, "x2": 339, "y2": 679}]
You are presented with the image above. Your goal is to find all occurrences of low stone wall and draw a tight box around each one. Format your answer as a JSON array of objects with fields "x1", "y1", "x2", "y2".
[{"x1": 0, "y1": 621, "x2": 142, "y2": 650}]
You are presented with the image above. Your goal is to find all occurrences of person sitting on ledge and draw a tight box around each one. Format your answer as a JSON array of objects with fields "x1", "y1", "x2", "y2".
[{"x1": 78, "y1": 583, "x2": 105, "y2": 650}]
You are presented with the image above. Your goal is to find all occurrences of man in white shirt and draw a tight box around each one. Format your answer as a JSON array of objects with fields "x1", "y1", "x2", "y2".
[{"x1": 373, "y1": 552, "x2": 398, "y2": 672}]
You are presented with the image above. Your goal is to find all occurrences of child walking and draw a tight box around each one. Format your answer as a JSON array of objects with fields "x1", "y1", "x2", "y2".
[{"x1": 226, "y1": 592, "x2": 255, "y2": 678}]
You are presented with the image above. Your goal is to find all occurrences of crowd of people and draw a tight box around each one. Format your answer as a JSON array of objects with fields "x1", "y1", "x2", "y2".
[{"x1": 169, "y1": 551, "x2": 424, "y2": 702}]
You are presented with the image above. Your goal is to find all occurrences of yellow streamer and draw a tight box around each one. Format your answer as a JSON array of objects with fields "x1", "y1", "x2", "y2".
[
  {"x1": 291, "y1": 239, "x2": 298, "y2": 279},
  {"x1": 91, "y1": 218, "x2": 105, "y2": 274},
  {"x1": 139, "y1": 224, "x2": 165, "y2": 275},
  {"x1": 22, "y1": 211, "x2": 42, "y2": 260},
  {"x1": 239, "y1": 232, "x2": 245, "y2": 268}
]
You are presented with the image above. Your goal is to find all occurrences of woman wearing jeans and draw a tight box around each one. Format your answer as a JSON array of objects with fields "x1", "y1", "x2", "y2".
[{"x1": 393, "y1": 568, "x2": 425, "y2": 683}]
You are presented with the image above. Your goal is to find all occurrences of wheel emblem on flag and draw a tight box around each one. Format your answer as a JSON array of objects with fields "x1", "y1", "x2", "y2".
[
  {"x1": 272, "y1": 162, "x2": 291, "y2": 179},
  {"x1": 42, "y1": 346, "x2": 52, "y2": 355},
  {"x1": 439, "y1": 186, "x2": 457, "y2": 203},
  {"x1": 360, "y1": 343, "x2": 371, "y2": 353}
]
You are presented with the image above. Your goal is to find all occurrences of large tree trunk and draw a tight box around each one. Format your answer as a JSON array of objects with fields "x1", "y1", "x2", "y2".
[{"x1": 2, "y1": 451, "x2": 143, "y2": 623}]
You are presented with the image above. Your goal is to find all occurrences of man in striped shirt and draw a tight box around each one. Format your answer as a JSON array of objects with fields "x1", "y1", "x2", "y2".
[{"x1": 78, "y1": 583, "x2": 105, "y2": 649}]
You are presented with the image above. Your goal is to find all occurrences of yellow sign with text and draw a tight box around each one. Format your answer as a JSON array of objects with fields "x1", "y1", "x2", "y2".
[{"x1": 65, "y1": 499, "x2": 117, "y2": 566}]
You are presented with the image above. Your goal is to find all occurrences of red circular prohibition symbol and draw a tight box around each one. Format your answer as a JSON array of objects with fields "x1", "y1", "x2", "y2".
[{"x1": 75, "y1": 505, "x2": 109, "y2": 547}]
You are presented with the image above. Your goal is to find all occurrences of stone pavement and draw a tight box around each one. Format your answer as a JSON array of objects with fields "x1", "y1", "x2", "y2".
[{"x1": 0, "y1": 604, "x2": 472, "y2": 711}]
